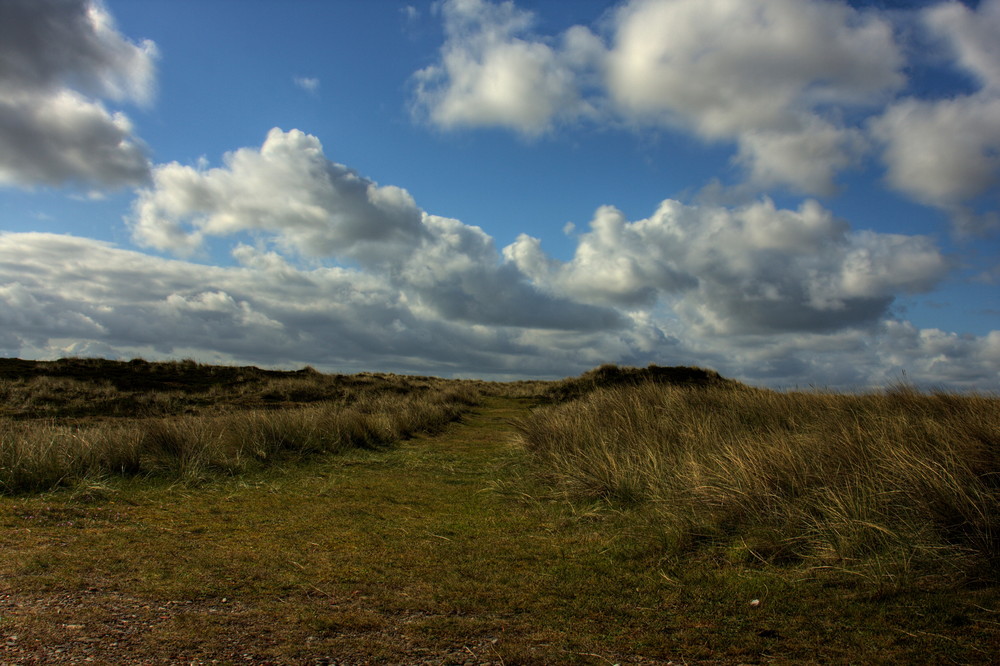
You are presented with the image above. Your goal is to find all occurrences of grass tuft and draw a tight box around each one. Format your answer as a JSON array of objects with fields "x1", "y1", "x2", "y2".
[
  {"x1": 0, "y1": 359, "x2": 483, "y2": 493},
  {"x1": 515, "y1": 376, "x2": 1000, "y2": 581}
]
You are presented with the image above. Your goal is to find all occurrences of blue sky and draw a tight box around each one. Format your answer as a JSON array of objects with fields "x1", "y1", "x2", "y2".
[{"x1": 1, "y1": 0, "x2": 998, "y2": 388}]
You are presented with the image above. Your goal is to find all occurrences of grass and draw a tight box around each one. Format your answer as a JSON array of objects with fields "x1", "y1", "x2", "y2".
[
  {"x1": 0, "y1": 388, "x2": 480, "y2": 494},
  {"x1": 516, "y1": 373, "x2": 1000, "y2": 588},
  {"x1": 0, "y1": 356, "x2": 483, "y2": 419},
  {"x1": 0, "y1": 358, "x2": 483, "y2": 494},
  {"x1": 1, "y1": 359, "x2": 998, "y2": 663}
]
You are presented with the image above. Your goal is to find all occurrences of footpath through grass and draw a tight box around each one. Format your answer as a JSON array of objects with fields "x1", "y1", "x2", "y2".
[{"x1": 2, "y1": 396, "x2": 998, "y2": 664}]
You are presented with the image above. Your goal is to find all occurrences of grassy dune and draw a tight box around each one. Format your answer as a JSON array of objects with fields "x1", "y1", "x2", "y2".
[
  {"x1": 0, "y1": 358, "x2": 483, "y2": 493},
  {"x1": 1, "y1": 359, "x2": 998, "y2": 663},
  {"x1": 518, "y1": 365, "x2": 1000, "y2": 585}
]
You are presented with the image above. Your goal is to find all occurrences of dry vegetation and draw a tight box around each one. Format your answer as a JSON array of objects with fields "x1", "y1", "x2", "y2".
[
  {"x1": 2, "y1": 359, "x2": 999, "y2": 662},
  {"x1": 0, "y1": 357, "x2": 483, "y2": 494},
  {"x1": 517, "y1": 364, "x2": 1000, "y2": 585}
]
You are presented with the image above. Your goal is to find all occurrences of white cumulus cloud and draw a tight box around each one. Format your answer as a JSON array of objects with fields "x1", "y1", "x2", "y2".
[
  {"x1": 132, "y1": 128, "x2": 427, "y2": 263},
  {"x1": 414, "y1": 0, "x2": 904, "y2": 194},
  {"x1": 924, "y1": 0, "x2": 1000, "y2": 93},
  {"x1": 0, "y1": 0, "x2": 156, "y2": 190},
  {"x1": 871, "y1": 0, "x2": 1000, "y2": 233},
  {"x1": 606, "y1": 0, "x2": 903, "y2": 195},
  {"x1": 506, "y1": 197, "x2": 950, "y2": 335},
  {"x1": 412, "y1": 0, "x2": 595, "y2": 135},
  {"x1": 413, "y1": 0, "x2": 1000, "y2": 233},
  {"x1": 112, "y1": 127, "x2": 999, "y2": 388},
  {"x1": 606, "y1": 0, "x2": 902, "y2": 125},
  {"x1": 872, "y1": 96, "x2": 1000, "y2": 206},
  {"x1": 131, "y1": 128, "x2": 623, "y2": 332}
]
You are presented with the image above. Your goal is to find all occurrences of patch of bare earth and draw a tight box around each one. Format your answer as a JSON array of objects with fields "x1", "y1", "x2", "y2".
[{"x1": 1, "y1": 589, "x2": 532, "y2": 664}]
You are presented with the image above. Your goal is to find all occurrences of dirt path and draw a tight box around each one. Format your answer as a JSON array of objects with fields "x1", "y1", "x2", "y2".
[{"x1": 1, "y1": 397, "x2": 668, "y2": 665}]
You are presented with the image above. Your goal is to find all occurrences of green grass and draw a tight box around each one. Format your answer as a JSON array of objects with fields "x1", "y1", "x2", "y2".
[{"x1": 1, "y1": 361, "x2": 998, "y2": 663}]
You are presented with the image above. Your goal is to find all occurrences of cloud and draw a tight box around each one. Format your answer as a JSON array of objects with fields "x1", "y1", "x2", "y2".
[
  {"x1": 870, "y1": 0, "x2": 1000, "y2": 232},
  {"x1": 0, "y1": 0, "x2": 156, "y2": 102},
  {"x1": 412, "y1": 0, "x2": 999, "y2": 229},
  {"x1": 0, "y1": 0, "x2": 156, "y2": 190},
  {"x1": 871, "y1": 95, "x2": 1000, "y2": 204},
  {"x1": 506, "y1": 197, "x2": 950, "y2": 335},
  {"x1": 681, "y1": 322, "x2": 1000, "y2": 391},
  {"x1": 130, "y1": 128, "x2": 623, "y2": 332},
  {"x1": 131, "y1": 128, "x2": 427, "y2": 263},
  {"x1": 0, "y1": 232, "x2": 631, "y2": 377},
  {"x1": 411, "y1": 0, "x2": 594, "y2": 135},
  {"x1": 924, "y1": 0, "x2": 1000, "y2": 93},
  {"x1": 734, "y1": 122, "x2": 868, "y2": 196},
  {"x1": 877, "y1": 320, "x2": 1000, "y2": 386},
  {"x1": 0, "y1": 121, "x2": 991, "y2": 388},
  {"x1": 413, "y1": 0, "x2": 904, "y2": 193},
  {"x1": 408, "y1": 0, "x2": 1000, "y2": 227},
  {"x1": 1, "y1": 228, "x2": 994, "y2": 388},
  {"x1": 605, "y1": 0, "x2": 904, "y2": 195},
  {"x1": 0, "y1": 1, "x2": 989, "y2": 389},
  {"x1": 606, "y1": 0, "x2": 902, "y2": 126},
  {"x1": 0, "y1": 232, "x2": 416, "y2": 369},
  {"x1": 0, "y1": 90, "x2": 150, "y2": 189},
  {"x1": 89, "y1": 126, "x2": 997, "y2": 388},
  {"x1": 401, "y1": 213, "x2": 623, "y2": 331},
  {"x1": 294, "y1": 76, "x2": 319, "y2": 93}
]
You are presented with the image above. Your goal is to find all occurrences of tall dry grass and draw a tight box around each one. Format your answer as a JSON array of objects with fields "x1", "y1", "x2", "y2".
[
  {"x1": 0, "y1": 358, "x2": 483, "y2": 420},
  {"x1": 516, "y1": 379, "x2": 1000, "y2": 574},
  {"x1": 1, "y1": 381, "x2": 481, "y2": 494}
]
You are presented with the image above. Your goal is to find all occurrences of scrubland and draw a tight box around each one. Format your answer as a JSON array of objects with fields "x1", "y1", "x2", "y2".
[
  {"x1": 1, "y1": 358, "x2": 997, "y2": 663},
  {"x1": 517, "y1": 364, "x2": 1000, "y2": 587},
  {"x1": 0, "y1": 358, "x2": 484, "y2": 494}
]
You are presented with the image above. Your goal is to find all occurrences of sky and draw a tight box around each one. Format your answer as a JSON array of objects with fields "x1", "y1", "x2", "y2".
[{"x1": 1, "y1": 0, "x2": 999, "y2": 389}]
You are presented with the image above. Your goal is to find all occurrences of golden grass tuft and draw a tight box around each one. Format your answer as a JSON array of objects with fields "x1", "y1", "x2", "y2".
[
  {"x1": 515, "y1": 375, "x2": 1000, "y2": 577},
  {"x1": 0, "y1": 359, "x2": 484, "y2": 494}
]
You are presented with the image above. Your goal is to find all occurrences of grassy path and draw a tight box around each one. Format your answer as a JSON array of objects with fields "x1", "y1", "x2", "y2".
[{"x1": 2, "y1": 397, "x2": 997, "y2": 664}]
